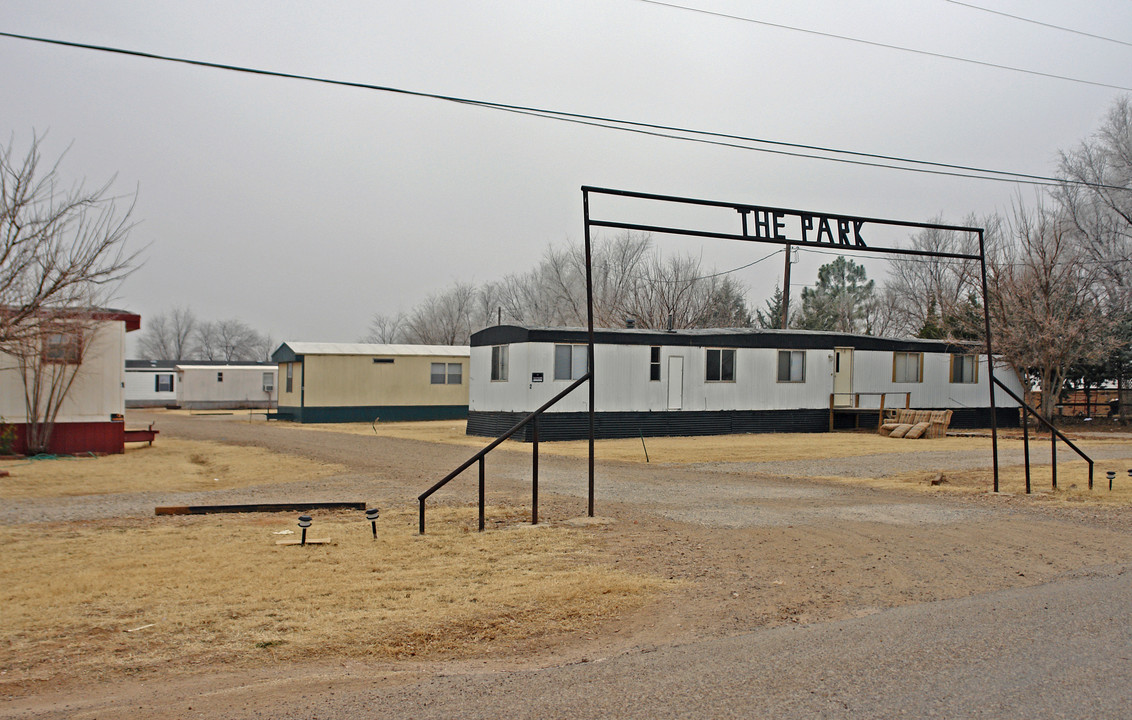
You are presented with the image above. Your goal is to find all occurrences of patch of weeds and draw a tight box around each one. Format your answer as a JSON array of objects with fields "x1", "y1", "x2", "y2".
[{"x1": 255, "y1": 639, "x2": 286, "y2": 649}]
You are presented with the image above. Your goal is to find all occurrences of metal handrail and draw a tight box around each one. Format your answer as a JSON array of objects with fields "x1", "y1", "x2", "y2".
[
  {"x1": 992, "y1": 376, "x2": 1094, "y2": 492},
  {"x1": 418, "y1": 373, "x2": 591, "y2": 534}
]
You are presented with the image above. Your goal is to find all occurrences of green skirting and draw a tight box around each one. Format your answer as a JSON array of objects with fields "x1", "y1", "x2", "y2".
[{"x1": 274, "y1": 405, "x2": 467, "y2": 423}]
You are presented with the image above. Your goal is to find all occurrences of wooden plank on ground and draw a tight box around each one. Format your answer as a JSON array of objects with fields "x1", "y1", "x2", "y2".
[{"x1": 155, "y1": 502, "x2": 367, "y2": 516}]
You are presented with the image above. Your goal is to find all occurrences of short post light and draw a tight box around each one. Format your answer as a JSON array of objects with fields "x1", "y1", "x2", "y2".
[
  {"x1": 1108, "y1": 471, "x2": 1116, "y2": 491},
  {"x1": 297, "y1": 515, "x2": 312, "y2": 546},
  {"x1": 365, "y1": 507, "x2": 380, "y2": 539}
]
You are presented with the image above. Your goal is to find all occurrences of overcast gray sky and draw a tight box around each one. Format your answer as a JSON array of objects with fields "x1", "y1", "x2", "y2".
[{"x1": 2, "y1": 1, "x2": 1130, "y2": 353}]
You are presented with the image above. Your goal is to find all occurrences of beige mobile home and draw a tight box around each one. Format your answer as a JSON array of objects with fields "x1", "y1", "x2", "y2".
[
  {"x1": 271, "y1": 342, "x2": 469, "y2": 422},
  {"x1": 176, "y1": 363, "x2": 277, "y2": 409}
]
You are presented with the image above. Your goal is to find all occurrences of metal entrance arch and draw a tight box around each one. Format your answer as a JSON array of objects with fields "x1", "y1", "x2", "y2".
[{"x1": 581, "y1": 185, "x2": 1008, "y2": 491}]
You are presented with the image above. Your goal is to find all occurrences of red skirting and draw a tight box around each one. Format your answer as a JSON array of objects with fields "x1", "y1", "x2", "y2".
[{"x1": 9, "y1": 421, "x2": 125, "y2": 455}]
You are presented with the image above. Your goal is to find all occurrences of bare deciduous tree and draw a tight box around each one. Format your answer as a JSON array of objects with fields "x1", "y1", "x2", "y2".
[
  {"x1": 362, "y1": 312, "x2": 407, "y2": 344},
  {"x1": 885, "y1": 215, "x2": 992, "y2": 338},
  {"x1": 369, "y1": 232, "x2": 755, "y2": 345},
  {"x1": 1, "y1": 133, "x2": 139, "y2": 346},
  {"x1": 403, "y1": 282, "x2": 477, "y2": 345},
  {"x1": 0, "y1": 133, "x2": 140, "y2": 453},
  {"x1": 138, "y1": 306, "x2": 197, "y2": 359},
  {"x1": 194, "y1": 318, "x2": 268, "y2": 362},
  {"x1": 989, "y1": 201, "x2": 1111, "y2": 420},
  {"x1": 1056, "y1": 95, "x2": 1132, "y2": 311}
]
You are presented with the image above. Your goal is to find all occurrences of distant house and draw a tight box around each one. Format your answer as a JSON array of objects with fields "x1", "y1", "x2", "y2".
[
  {"x1": 0, "y1": 308, "x2": 141, "y2": 454},
  {"x1": 125, "y1": 360, "x2": 180, "y2": 407},
  {"x1": 271, "y1": 342, "x2": 470, "y2": 423},
  {"x1": 467, "y1": 325, "x2": 1024, "y2": 441},
  {"x1": 125, "y1": 360, "x2": 277, "y2": 409}
]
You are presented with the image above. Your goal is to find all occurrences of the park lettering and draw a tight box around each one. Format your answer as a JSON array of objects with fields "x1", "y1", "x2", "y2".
[{"x1": 740, "y1": 208, "x2": 867, "y2": 248}]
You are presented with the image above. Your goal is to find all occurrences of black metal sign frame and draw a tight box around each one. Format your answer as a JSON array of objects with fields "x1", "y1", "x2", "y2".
[{"x1": 581, "y1": 186, "x2": 1005, "y2": 497}]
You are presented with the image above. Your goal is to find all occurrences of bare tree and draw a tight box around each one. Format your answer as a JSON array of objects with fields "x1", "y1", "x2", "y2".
[
  {"x1": 885, "y1": 216, "x2": 990, "y2": 337},
  {"x1": 989, "y1": 200, "x2": 1111, "y2": 420},
  {"x1": 379, "y1": 232, "x2": 754, "y2": 341},
  {"x1": 196, "y1": 318, "x2": 267, "y2": 362},
  {"x1": 1, "y1": 133, "x2": 139, "y2": 346},
  {"x1": 403, "y1": 282, "x2": 477, "y2": 345},
  {"x1": 1056, "y1": 95, "x2": 1132, "y2": 310},
  {"x1": 9, "y1": 312, "x2": 103, "y2": 453},
  {"x1": 0, "y1": 133, "x2": 140, "y2": 453},
  {"x1": 138, "y1": 306, "x2": 197, "y2": 359},
  {"x1": 362, "y1": 312, "x2": 407, "y2": 343}
]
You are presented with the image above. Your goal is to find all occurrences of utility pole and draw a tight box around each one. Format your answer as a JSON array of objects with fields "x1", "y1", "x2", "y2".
[{"x1": 781, "y1": 243, "x2": 792, "y2": 329}]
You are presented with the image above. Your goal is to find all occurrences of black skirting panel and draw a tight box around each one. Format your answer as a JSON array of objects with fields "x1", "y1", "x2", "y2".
[{"x1": 467, "y1": 406, "x2": 1019, "y2": 442}]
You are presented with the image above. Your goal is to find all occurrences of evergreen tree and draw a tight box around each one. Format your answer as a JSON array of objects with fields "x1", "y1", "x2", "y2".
[
  {"x1": 754, "y1": 284, "x2": 787, "y2": 329},
  {"x1": 795, "y1": 257, "x2": 875, "y2": 333}
]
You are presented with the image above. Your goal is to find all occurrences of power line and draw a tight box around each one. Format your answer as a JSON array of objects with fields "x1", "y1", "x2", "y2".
[
  {"x1": 634, "y1": 247, "x2": 783, "y2": 284},
  {"x1": 943, "y1": 0, "x2": 1132, "y2": 48},
  {"x1": 0, "y1": 30, "x2": 1123, "y2": 190},
  {"x1": 630, "y1": 0, "x2": 1132, "y2": 92}
]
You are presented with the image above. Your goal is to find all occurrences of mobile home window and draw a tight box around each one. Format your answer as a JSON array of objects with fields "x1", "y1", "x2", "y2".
[
  {"x1": 649, "y1": 346, "x2": 661, "y2": 381},
  {"x1": 554, "y1": 344, "x2": 588, "y2": 380},
  {"x1": 706, "y1": 348, "x2": 735, "y2": 382},
  {"x1": 951, "y1": 354, "x2": 978, "y2": 384},
  {"x1": 286, "y1": 363, "x2": 293, "y2": 393},
  {"x1": 263, "y1": 372, "x2": 274, "y2": 392},
  {"x1": 491, "y1": 345, "x2": 509, "y2": 382},
  {"x1": 42, "y1": 331, "x2": 82, "y2": 364},
  {"x1": 155, "y1": 374, "x2": 174, "y2": 392},
  {"x1": 431, "y1": 362, "x2": 464, "y2": 384},
  {"x1": 893, "y1": 352, "x2": 923, "y2": 383},
  {"x1": 777, "y1": 350, "x2": 805, "y2": 382},
  {"x1": 431, "y1": 362, "x2": 446, "y2": 384},
  {"x1": 217, "y1": 372, "x2": 224, "y2": 383}
]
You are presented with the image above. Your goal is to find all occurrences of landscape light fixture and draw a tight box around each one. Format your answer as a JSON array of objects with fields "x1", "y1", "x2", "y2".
[
  {"x1": 297, "y1": 514, "x2": 312, "y2": 546},
  {"x1": 1107, "y1": 470, "x2": 1116, "y2": 490},
  {"x1": 365, "y1": 507, "x2": 380, "y2": 539}
]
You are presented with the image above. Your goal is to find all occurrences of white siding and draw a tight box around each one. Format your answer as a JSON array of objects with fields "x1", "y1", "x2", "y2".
[
  {"x1": 125, "y1": 369, "x2": 178, "y2": 405},
  {"x1": 850, "y1": 350, "x2": 1017, "y2": 409},
  {"x1": 470, "y1": 341, "x2": 1023, "y2": 414}
]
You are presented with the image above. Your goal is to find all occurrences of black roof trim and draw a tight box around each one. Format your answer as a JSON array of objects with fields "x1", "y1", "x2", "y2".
[
  {"x1": 470, "y1": 325, "x2": 977, "y2": 354},
  {"x1": 126, "y1": 359, "x2": 274, "y2": 369}
]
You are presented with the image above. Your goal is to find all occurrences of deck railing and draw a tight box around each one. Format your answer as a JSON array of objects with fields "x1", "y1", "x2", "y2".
[
  {"x1": 828, "y1": 391, "x2": 912, "y2": 431},
  {"x1": 418, "y1": 373, "x2": 591, "y2": 534}
]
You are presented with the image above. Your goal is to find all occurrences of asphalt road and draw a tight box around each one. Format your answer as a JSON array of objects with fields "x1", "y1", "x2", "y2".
[{"x1": 267, "y1": 564, "x2": 1132, "y2": 720}]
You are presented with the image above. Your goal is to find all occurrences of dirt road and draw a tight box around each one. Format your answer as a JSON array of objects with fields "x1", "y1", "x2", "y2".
[{"x1": 5, "y1": 413, "x2": 1132, "y2": 719}]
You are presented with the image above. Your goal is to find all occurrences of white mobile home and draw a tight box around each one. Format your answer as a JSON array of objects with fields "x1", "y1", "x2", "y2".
[
  {"x1": 1, "y1": 308, "x2": 140, "y2": 454},
  {"x1": 467, "y1": 326, "x2": 1024, "y2": 441},
  {"x1": 272, "y1": 342, "x2": 470, "y2": 423},
  {"x1": 125, "y1": 360, "x2": 180, "y2": 407},
  {"x1": 126, "y1": 361, "x2": 276, "y2": 409}
]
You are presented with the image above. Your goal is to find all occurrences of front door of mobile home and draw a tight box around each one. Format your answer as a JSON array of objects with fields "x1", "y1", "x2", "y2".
[
  {"x1": 667, "y1": 356, "x2": 684, "y2": 410},
  {"x1": 833, "y1": 347, "x2": 853, "y2": 407}
]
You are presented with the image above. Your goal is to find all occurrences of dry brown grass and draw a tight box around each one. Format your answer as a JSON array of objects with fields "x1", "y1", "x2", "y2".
[
  {"x1": 864, "y1": 457, "x2": 1132, "y2": 505},
  {"x1": 0, "y1": 506, "x2": 668, "y2": 687},
  {"x1": 0, "y1": 438, "x2": 343, "y2": 498}
]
